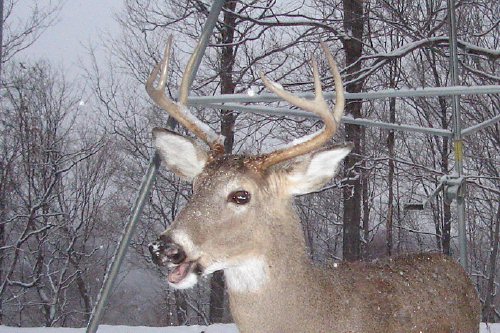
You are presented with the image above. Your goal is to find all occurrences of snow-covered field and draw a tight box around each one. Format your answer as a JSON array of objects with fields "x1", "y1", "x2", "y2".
[{"x1": 1, "y1": 324, "x2": 500, "y2": 333}]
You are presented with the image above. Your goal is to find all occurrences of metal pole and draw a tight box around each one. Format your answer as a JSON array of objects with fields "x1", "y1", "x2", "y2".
[
  {"x1": 462, "y1": 112, "x2": 500, "y2": 137},
  {"x1": 447, "y1": 0, "x2": 468, "y2": 269},
  {"x1": 0, "y1": 0, "x2": 4, "y2": 81},
  {"x1": 86, "y1": 153, "x2": 161, "y2": 333},
  {"x1": 202, "y1": 102, "x2": 455, "y2": 137},
  {"x1": 186, "y1": 85, "x2": 500, "y2": 105},
  {"x1": 185, "y1": 0, "x2": 226, "y2": 90},
  {"x1": 85, "y1": 1, "x2": 226, "y2": 332}
]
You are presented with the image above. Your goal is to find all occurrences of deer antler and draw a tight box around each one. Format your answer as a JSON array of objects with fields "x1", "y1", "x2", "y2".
[
  {"x1": 258, "y1": 42, "x2": 345, "y2": 169},
  {"x1": 146, "y1": 36, "x2": 224, "y2": 154}
]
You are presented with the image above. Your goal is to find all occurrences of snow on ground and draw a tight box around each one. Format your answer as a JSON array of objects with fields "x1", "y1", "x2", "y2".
[
  {"x1": 0, "y1": 325, "x2": 236, "y2": 333},
  {"x1": 1, "y1": 324, "x2": 499, "y2": 332}
]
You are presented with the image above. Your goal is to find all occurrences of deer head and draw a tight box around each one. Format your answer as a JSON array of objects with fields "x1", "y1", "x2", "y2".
[{"x1": 146, "y1": 36, "x2": 351, "y2": 290}]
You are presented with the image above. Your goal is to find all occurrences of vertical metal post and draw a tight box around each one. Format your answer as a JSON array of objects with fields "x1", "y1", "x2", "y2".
[
  {"x1": 0, "y1": 0, "x2": 4, "y2": 83},
  {"x1": 447, "y1": 0, "x2": 468, "y2": 269},
  {"x1": 85, "y1": 1, "x2": 226, "y2": 332},
  {"x1": 185, "y1": 0, "x2": 226, "y2": 90}
]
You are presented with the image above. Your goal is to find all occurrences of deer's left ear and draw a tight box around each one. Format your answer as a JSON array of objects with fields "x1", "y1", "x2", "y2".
[{"x1": 283, "y1": 144, "x2": 353, "y2": 195}]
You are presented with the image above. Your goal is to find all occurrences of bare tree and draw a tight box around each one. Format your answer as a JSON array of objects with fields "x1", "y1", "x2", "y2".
[
  {"x1": 0, "y1": 0, "x2": 62, "y2": 64},
  {"x1": 0, "y1": 61, "x2": 115, "y2": 326}
]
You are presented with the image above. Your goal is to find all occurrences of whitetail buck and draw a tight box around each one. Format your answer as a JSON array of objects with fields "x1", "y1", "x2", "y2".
[{"x1": 146, "y1": 37, "x2": 480, "y2": 333}]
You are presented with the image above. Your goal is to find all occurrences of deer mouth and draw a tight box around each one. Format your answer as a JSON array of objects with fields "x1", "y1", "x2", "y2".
[
  {"x1": 167, "y1": 260, "x2": 201, "y2": 287},
  {"x1": 148, "y1": 233, "x2": 203, "y2": 288}
]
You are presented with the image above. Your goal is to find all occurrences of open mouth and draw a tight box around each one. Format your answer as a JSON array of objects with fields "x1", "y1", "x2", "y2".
[{"x1": 168, "y1": 260, "x2": 199, "y2": 285}]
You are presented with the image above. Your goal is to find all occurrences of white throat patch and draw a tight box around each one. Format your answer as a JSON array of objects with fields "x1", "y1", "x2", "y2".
[{"x1": 224, "y1": 257, "x2": 269, "y2": 293}]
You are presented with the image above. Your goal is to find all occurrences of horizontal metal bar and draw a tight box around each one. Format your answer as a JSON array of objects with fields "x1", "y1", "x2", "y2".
[
  {"x1": 343, "y1": 116, "x2": 453, "y2": 137},
  {"x1": 204, "y1": 103, "x2": 454, "y2": 137},
  {"x1": 462, "y1": 112, "x2": 500, "y2": 137},
  {"x1": 187, "y1": 85, "x2": 500, "y2": 105}
]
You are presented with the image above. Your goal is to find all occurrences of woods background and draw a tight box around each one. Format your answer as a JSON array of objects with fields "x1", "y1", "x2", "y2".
[{"x1": 0, "y1": 0, "x2": 498, "y2": 327}]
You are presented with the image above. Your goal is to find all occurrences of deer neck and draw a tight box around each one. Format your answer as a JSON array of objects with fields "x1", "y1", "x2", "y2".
[
  {"x1": 224, "y1": 205, "x2": 320, "y2": 330},
  {"x1": 224, "y1": 218, "x2": 310, "y2": 293}
]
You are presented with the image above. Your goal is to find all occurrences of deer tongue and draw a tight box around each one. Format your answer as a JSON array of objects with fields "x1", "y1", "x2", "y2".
[{"x1": 168, "y1": 261, "x2": 191, "y2": 284}]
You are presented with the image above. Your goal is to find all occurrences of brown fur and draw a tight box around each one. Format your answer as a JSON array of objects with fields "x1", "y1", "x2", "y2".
[{"x1": 227, "y1": 192, "x2": 481, "y2": 333}]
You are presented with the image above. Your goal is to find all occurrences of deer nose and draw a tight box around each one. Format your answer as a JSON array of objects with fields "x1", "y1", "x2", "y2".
[{"x1": 148, "y1": 235, "x2": 186, "y2": 266}]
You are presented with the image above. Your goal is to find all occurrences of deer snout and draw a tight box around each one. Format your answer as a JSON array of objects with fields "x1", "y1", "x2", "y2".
[{"x1": 148, "y1": 234, "x2": 186, "y2": 266}]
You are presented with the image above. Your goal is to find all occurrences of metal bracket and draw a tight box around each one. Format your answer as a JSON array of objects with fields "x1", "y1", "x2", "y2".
[
  {"x1": 405, "y1": 174, "x2": 465, "y2": 210},
  {"x1": 441, "y1": 174, "x2": 466, "y2": 204}
]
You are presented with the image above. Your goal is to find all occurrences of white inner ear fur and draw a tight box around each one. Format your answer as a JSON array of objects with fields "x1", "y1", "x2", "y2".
[
  {"x1": 287, "y1": 146, "x2": 352, "y2": 195},
  {"x1": 153, "y1": 129, "x2": 208, "y2": 180}
]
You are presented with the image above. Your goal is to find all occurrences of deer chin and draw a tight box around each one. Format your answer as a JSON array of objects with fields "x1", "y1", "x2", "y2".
[{"x1": 167, "y1": 260, "x2": 199, "y2": 289}]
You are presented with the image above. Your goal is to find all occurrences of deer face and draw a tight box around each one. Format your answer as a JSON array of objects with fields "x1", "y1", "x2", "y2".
[
  {"x1": 148, "y1": 129, "x2": 351, "y2": 290},
  {"x1": 148, "y1": 130, "x2": 270, "y2": 289},
  {"x1": 145, "y1": 37, "x2": 349, "y2": 291}
]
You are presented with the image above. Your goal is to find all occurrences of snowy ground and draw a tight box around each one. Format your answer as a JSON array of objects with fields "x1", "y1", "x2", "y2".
[
  {"x1": 1, "y1": 324, "x2": 500, "y2": 333},
  {"x1": 0, "y1": 325, "x2": 236, "y2": 332}
]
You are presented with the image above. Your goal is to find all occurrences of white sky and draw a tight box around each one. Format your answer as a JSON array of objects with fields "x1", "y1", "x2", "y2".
[{"x1": 13, "y1": 0, "x2": 120, "y2": 74}]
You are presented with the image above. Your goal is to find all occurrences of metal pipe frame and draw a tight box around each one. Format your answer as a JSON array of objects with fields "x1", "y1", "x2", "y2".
[
  {"x1": 87, "y1": 0, "x2": 499, "y2": 330},
  {"x1": 187, "y1": 85, "x2": 499, "y2": 138},
  {"x1": 201, "y1": 102, "x2": 456, "y2": 137},
  {"x1": 447, "y1": 0, "x2": 468, "y2": 269},
  {"x1": 462, "y1": 113, "x2": 500, "y2": 137},
  {"x1": 85, "y1": 1, "x2": 227, "y2": 332},
  {"x1": 187, "y1": 85, "x2": 500, "y2": 105}
]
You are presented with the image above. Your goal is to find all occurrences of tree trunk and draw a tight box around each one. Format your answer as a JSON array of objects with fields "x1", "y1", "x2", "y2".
[
  {"x1": 0, "y1": 194, "x2": 4, "y2": 325},
  {"x1": 74, "y1": 265, "x2": 92, "y2": 323},
  {"x1": 482, "y1": 203, "x2": 500, "y2": 322},
  {"x1": 341, "y1": 0, "x2": 365, "y2": 262},
  {"x1": 174, "y1": 290, "x2": 188, "y2": 325},
  {"x1": 209, "y1": 0, "x2": 237, "y2": 324},
  {"x1": 386, "y1": 98, "x2": 395, "y2": 257},
  {"x1": 438, "y1": 98, "x2": 451, "y2": 255},
  {"x1": 386, "y1": 55, "x2": 400, "y2": 257},
  {"x1": 427, "y1": 50, "x2": 452, "y2": 255},
  {"x1": 0, "y1": 163, "x2": 4, "y2": 325}
]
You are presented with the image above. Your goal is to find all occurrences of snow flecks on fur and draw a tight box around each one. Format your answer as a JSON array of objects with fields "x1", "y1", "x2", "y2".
[{"x1": 171, "y1": 230, "x2": 201, "y2": 260}]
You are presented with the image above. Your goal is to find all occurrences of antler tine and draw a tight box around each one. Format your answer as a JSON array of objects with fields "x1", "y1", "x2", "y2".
[
  {"x1": 146, "y1": 36, "x2": 223, "y2": 153},
  {"x1": 320, "y1": 41, "x2": 345, "y2": 124},
  {"x1": 258, "y1": 43, "x2": 345, "y2": 169}
]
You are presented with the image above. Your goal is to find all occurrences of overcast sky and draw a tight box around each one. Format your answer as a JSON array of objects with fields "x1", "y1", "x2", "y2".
[{"x1": 14, "y1": 0, "x2": 121, "y2": 74}]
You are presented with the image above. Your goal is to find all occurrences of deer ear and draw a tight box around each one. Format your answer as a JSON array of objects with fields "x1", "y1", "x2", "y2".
[
  {"x1": 284, "y1": 144, "x2": 353, "y2": 195},
  {"x1": 153, "y1": 128, "x2": 209, "y2": 181}
]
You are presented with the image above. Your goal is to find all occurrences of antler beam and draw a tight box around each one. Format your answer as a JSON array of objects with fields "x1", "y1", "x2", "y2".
[
  {"x1": 258, "y1": 42, "x2": 345, "y2": 169},
  {"x1": 146, "y1": 36, "x2": 223, "y2": 154}
]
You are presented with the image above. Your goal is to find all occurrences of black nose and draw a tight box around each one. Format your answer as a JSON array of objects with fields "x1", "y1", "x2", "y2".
[{"x1": 148, "y1": 235, "x2": 186, "y2": 266}]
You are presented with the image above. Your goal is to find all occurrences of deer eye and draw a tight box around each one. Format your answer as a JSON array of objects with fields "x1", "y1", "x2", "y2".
[{"x1": 229, "y1": 190, "x2": 251, "y2": 205}]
